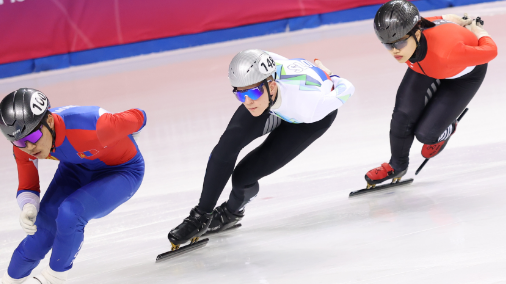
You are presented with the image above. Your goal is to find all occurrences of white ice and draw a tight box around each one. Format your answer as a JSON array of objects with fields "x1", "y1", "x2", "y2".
[{"x1": 1, "y1": 2, "x2": 506, "y2": 283}]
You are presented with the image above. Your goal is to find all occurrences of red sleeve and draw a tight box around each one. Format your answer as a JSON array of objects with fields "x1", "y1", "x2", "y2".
[
  {"x1": 96, "y1": 108, "x2": 147, "y2": 146},
  {"x1": 448, "y1": 36, "x2": 498, "y2": 67},
  {"x1": 13, "y1": 146, "x2": 40, "y2": 194},
  {"x1": 425, "y1": 16, "x2": 443, "y2": 22}
]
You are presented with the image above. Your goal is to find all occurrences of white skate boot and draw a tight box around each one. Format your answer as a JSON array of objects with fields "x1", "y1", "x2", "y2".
[
  {"x1": 2, "y1": 272, "x2": 28, "y2": 284},
  {"x1": 24, "y1": 267, "x2": 67, "y2": 284}
]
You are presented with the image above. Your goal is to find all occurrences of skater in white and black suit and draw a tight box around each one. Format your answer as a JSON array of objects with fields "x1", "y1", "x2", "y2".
[{"x1": 167, "y1": 49, "x2": 355, "y2": 250}]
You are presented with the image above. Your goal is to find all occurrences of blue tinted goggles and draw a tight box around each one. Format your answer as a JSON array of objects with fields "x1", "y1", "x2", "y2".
[{"x1": 233, "y1": 81, "x2": 268, "y2": 103}]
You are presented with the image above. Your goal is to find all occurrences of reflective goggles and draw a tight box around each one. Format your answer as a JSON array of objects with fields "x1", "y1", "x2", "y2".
[
  {"x1": 233, "y1": 82, "x2": 267, "y2": 103},
  {"x1": 383, "y1": 35, "x2": 411, "y2": 51},
  {"x1": 12, "y1": 126, "x2": 43, "y2": 148}
]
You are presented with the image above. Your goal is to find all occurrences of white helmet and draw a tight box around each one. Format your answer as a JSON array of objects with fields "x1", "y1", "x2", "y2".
[{"x1": 228, "y1": 49, "x2": 276, "y2": 87}]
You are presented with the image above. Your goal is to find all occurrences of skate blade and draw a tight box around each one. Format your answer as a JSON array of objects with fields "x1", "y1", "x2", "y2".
[
  {"x1": 349, "y1": 178, "x2": 414, "y2": 197},
  {"x1": 203, "y1": 223, "x2": 242, "y2": 236},
  {"x1": 155, "y1": 238, "x2": 209, "y2": 263}
]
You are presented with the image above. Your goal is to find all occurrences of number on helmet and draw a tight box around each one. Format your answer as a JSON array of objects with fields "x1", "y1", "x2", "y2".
[
  {"x1": 258, "y1": 54, "x2": 276, "y2": 75},
  {"x1": 30, "y1": 92, "x2": 48, "y2": 115}
]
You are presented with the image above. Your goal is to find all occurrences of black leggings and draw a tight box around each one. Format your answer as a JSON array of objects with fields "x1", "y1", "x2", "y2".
[
  {"x1": 389, "y1": 64, "x2": 487, "y2": 171},
  {"x1": 198, "y1": 105, "x2": 337, "y2": 213}
]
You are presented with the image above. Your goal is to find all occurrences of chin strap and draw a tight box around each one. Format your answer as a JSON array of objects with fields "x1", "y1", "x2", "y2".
[
  {"x1": 264, "y1": 79, "x2": 273, "y2": 109},
  {"x1": 411, "y1": 32, "x2": 428, "y2": 76},
  {"x1": 41, "y1": 120, "x2": 56, "y2": 153},
  {"x1": 264, "y1": 77, "x2": 279, "y2": 112}
]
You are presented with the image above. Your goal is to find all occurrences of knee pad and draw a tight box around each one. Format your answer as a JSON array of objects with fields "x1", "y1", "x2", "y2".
[
  {"x1": 414, "y1": 132, "x2": 435, "y2": 144},
  {"x1": 55, "y1": 199, "x2": 85, "y2": 236},
  {"x1": 390, "y1": 111, "x2": 415, "y2": 138},
  {"x1": 414, "y1": 129, "x2": 439, "y2": 144}
]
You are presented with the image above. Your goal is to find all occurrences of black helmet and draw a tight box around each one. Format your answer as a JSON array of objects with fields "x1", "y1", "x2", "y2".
[
  {"x1": 373, "y1": 0, "x2": 420, "y2": 43},
  {"x1": 0, "y1": 88, "x2": 51, "y2": 143}
]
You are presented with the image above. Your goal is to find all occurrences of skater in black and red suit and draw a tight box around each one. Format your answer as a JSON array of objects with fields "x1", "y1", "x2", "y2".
[{"x1": 365, "y1": 0, "x2": 497, "y2": 187}]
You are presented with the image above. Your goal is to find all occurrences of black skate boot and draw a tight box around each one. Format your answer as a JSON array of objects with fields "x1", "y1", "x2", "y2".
[
  {"x1": 156, "y1": 207, "x2": 212, "y2": 262},
  {"x1": 168, "y1": 206, "x2": 212, "y2": 249},
  {"x1": 206, "y1": 202, "x2": 244, "y2": 234}
]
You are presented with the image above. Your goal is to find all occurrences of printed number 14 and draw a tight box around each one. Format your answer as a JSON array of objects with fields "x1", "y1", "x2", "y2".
[{"x1": 261, "y1": 57, "x2": 275, "y2": 72}]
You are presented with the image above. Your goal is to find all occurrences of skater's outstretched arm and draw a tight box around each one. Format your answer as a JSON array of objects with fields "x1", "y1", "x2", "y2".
[
  {"x1": 11, "y1": 134, "x2": 41, "y2": 237},
  {"x1": 13, "y1": 147, "x2": 41, "y2": 210}
]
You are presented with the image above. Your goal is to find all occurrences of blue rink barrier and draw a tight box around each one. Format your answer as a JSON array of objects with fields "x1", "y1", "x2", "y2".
[{"x1": 0, "y1": 0, "x2": 500, "y2": 79}]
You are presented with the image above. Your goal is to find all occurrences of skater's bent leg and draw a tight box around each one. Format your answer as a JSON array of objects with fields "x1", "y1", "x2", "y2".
[
  {"x1": 50, "y1": 197, "x2": 87, "y2": 272},
  {"x1": 389, "y1": 110, "x2": 416, "y2": 171},
  {"x1": 389, "y1": 68, "x2": 438, "y2": 171},
  {"x1": 49, "y1": 157, "x2": 144, "y2": 271},
  {"x1": 228, "y1": 110, "x2": 337, "y2": 213},
  {"x1": 8, "y1": 226, "x2": 54, "y2": 279},
  {"x1": 7, "y1": 164, "x2": 83, "y2": 279},
  {"x1": 198, "y1": 105, "x2": 270, "y2": 213},
  {"x1": 415, "y1": 64, "x2": 488, "y2": 144}
]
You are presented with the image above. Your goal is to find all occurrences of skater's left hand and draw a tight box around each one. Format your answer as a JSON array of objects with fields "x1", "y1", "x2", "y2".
[{"x1": 443, "y1": 13, "x2": 472, "y2": 26}]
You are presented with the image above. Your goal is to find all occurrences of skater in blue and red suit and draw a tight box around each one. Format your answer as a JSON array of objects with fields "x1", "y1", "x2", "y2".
[{"x1": 0, "y1": 88, "x2": 147, "y2": 284}]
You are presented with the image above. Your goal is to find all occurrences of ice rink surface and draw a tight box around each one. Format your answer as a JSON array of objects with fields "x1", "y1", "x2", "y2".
[{"x1": 1, "y1": 2, "x2": 506, "y2": 283}]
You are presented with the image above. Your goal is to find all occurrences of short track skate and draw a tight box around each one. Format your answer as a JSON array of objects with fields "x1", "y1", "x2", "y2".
[
  {"x1": 349, "y1": 178, "x2": 414, "y2": 197},
  {"x1": 156, "y1": 237, "x2": 209, "y2": 262}
]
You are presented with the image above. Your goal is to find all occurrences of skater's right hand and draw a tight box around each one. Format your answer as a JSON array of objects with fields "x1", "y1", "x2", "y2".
[
  {"x1": 20, "y1": 203, "x2": 37, "y2": 235},
  {"x1": 466, "y1": 19, "x2": 489, "y2": 39}
]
